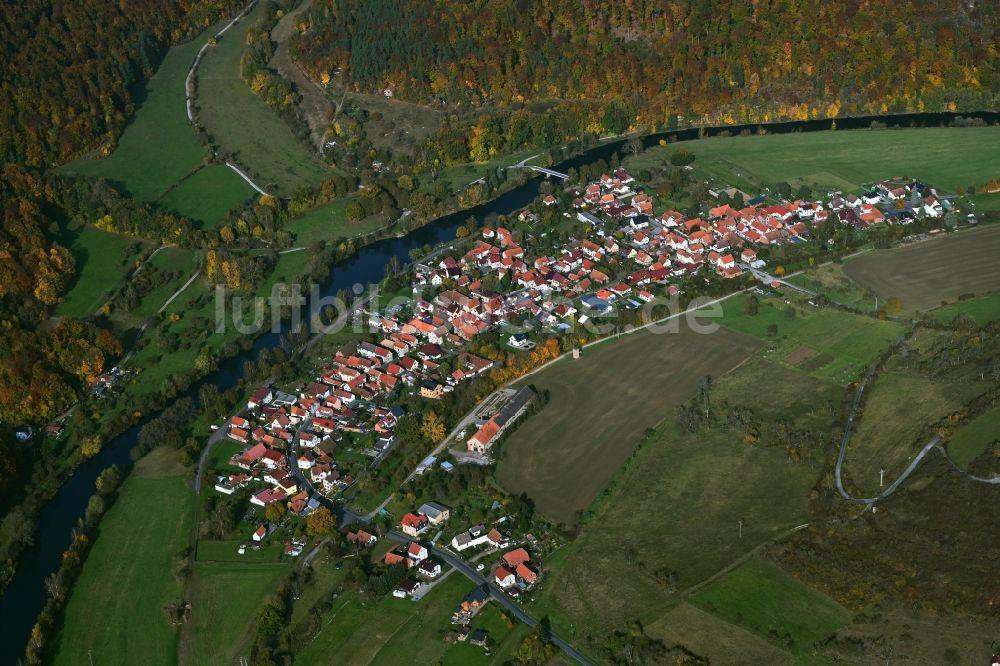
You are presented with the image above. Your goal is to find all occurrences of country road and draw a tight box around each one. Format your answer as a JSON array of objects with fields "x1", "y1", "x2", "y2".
[
  {"x1": 834, "y1": 329, "x2": 1000, "y2": 504},
  {"x1": 387, "y1": 532, "x2": 596, "y2": 666}
]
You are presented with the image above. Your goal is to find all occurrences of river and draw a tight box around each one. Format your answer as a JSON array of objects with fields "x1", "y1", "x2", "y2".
[{"x1": 1, "y1": 109, "x2": 997, "y2": 661}]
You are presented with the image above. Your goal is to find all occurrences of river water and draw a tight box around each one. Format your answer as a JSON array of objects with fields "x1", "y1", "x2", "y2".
[{"x1": 1, "y1": 110, "x2": 997, "y2": 660}]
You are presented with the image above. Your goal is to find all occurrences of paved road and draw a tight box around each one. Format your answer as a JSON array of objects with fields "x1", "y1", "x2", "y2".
[
  {"x1": 286, "y1": 413, "x2": 369, "y2": 527},
  {"x1": 740, "y1": 262, "x2": 817, "y2": 296},
  {"x1": 401, "y1": 387, "x2": 513, "y2": 485},
  {"x1": 193, "y1": 415, "x2": 241, "y2": 494},
  {"x1": 387, "y1": 532, "x2": 596, "y2": 666}
]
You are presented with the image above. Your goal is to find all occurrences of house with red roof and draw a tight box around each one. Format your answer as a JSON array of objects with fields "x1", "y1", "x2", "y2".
[
  {"x1": 495, "y1": 566, "x2": 516, "y2": 588},
  {"x1": 400, "y1": 512, "x2": 429, "y2": 537},
  {"x1": 503, "y1": 547, "x2": 530, "y2": 568}
]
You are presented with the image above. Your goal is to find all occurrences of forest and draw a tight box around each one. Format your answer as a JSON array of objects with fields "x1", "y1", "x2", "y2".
[
  {"x1": 0, "y1": 0, "x2": 244, "y2": 168},
  {"x1": 291, "y1": 0, "x2": 999, "y2": 162}
]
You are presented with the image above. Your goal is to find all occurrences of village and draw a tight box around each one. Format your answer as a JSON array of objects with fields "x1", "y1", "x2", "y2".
[{"x1": 207, "y1": 165, "x2": 953, "y2": 649}]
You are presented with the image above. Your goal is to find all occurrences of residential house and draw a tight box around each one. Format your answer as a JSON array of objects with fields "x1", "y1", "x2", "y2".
[
  {"x1": 495, "y1": 566, "x2": 516, "y2": 588},
  {"x1": 400, "y1": 512, "x2": 429, "y2": 537},
  {"x1": 417, "y1": 502, "x2": 450, "y2": 525},
  {"x1": 503, "y1": 547, "x2": 531, "y2": 568}
]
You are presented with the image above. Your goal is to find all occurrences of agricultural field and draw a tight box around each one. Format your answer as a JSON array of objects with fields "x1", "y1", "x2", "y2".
[
  {"x1": 625, "y1": 126, "x2": 1000, "y2": 195},
  {"x1": 528, "y1": 354, "x2": 838, "y2": 642},
  {"x1": 946, "y1": 405, "x2": 1000, "y2": 469},
  {"x1": 59, "y1": 25, "x2": 212, "y2": 201},
  {"x1": 699, "y1": 293, "x2": 905, "y2": 384},
  {"x1": 691, "y1": 557, "x2": 851, "y2": 659},
  {"x1": 56, "y1": 224, "x2": 150, "y2": 318},
  {"x1": 196, "y1": 2, "x2": 332, "y2": 195},
  {"x1": 156, "y1": 164, "x2": 253, "y2": 229},
  {"x1": 497, "y1": 320, "x2": 763, "y2": 526},
  {"x1": 181, "y1": 561, "x2": 288, "y2": 666},
  {"x1": 842, "y1": 225, "x2": 1000, "y2": 312},
  {"x1": 50, "y1": 449, "x2": 192, "y2": 666}
]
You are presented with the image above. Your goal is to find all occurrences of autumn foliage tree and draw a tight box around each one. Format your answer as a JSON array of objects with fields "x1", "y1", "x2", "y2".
[
  {"x1": 292, "y1": 0, "x2": 1000, "y2": 155},
  {"x1": 420, "y1": 411, "x2": 446, "y2": 443},
  {"x1": 306, "y1": 506, "x2": 336, "y2": 537}
]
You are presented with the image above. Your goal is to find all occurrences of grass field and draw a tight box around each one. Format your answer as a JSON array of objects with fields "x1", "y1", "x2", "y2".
[
  {"x1": 51, "y1": 449, "x2": 192, "y2": 666},
  {"x1": 625, "y1": 126, "x2": 1000, "y2": 195},
  {"x1": 182, "y1": 561, "x2": 288, "y2": 665},
  {"x1": 293, "y1": 573, "x2": 523, "y2": 666},
  {"x1": 647, "y1": 603, "x2": 794, "y2": 665},
  {"x1": 692, "y1": 557, "x2": 851, "y2": 659},
  {"x1": 845, "y1": 370, "x2": 989, "y2": 495},
  {"x1": 123, "y1": 248, "x2": 198, "y2": 320},
  {"x1": 497, "y1": 319, "x2": 763, "y2": 526},
  {"x1": 947, "y1": 405, "x2": 1000, "y2": 469},
  {"x1": 57, "y1": 225, "x2": 148, "y2": 318},
  {"x1": 289, "y1": 198, "x2": 390, "y2": 244},
  {"x1": 931, "y1": 291, "x2": 1000, "y2": 325},
  {"x1": 968, "y1": 192, "x2": 1000, "y2": 213},
  {"x1": 842, "y1": 225, "x2": 1000, "y2": 312},
  {"x1": 527, "y1": 354, "x2": 837, "y2": 641},
  {"x1": 787, "y1": 261, "x2": 876, "y2": 310},
  {"x1": 699, "y1": 293, "x2": 906, "y2": 384},
  {"x1": 197, "y1": 2, "x2": 331, "y2": 195},
  {"x1": 156, "y1": 164, "x2": 253, "y2": 228},
  {"x1": 60, "y1": 26, "x2": 212, "y2": 201}
]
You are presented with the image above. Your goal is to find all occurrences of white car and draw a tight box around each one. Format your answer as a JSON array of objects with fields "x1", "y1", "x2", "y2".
[{"x1": 476, "y1": 563, "x2": 485, "y2": 571}]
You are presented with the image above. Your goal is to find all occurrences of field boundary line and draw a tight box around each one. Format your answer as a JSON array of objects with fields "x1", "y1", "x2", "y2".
[{"x1": 682, "y1": 523, "x2": 811, "y2": 598}]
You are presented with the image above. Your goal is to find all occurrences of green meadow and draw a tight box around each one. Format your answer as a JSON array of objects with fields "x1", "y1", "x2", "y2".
[
  {"x1": 948, "y1": 405, "x2": 1000, "y2": 469},
  {"x1": 698, "y1": 294, "x2": 905, "y2": 384},
  {"x1": 287, "y1": 198, "x2": 390, "y2": 244},
  {"x1": 57, "y1": 225, "x2": 147, "y2": 318},
  {"x1": 692, "y1": 558, "x2": 851, "y2": 658},
  {"x1": 60, "y1": 29, "x2": 212, "y2": 201},
  {"x1": 196, "y1": 2, "x2": 332, "y2": 195},
  {"x1": 51, "y1": 451, "x2": 193, "y2": 666},
  {"x1": 182, "y1": 561, "x2": 288, "y2": 665},
  {"x1": 626, "y1": 126, "x2": 1000, "y2": 194},
  {"x1": 156, "y1": 164, "x2": 253, "y2": 229}
]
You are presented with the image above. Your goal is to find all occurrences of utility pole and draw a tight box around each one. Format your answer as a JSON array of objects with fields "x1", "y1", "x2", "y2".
[
  {"x1": 880, "y1": 467, "x2": 885, "y2": 487},
  {"x1": 738, "y1": 517, "x2": 744, "y2": 539}
]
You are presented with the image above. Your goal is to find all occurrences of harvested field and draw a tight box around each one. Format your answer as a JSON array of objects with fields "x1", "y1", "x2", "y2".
[
  {"x1": 497, "y1": 321, "x2": 763, "y2": 527},
  {"x1": 527, "y1": 356, "x2": 834, "y2": 642},
  {"x1": 842, "y1": 225, "x2": 1000, "y2": 312}
]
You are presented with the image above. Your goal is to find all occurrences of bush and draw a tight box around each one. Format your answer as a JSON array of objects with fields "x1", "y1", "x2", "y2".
[{"x1": 669, "y1": 148, "x2": 695, "y2": 166}]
